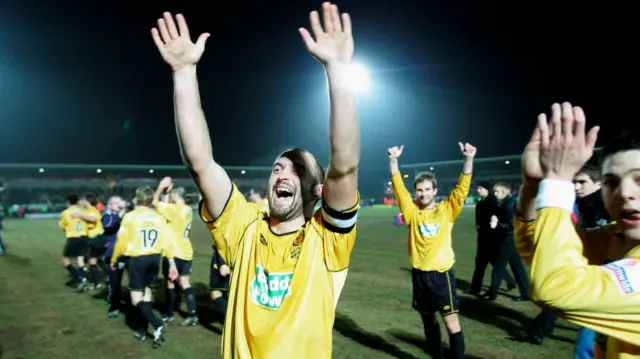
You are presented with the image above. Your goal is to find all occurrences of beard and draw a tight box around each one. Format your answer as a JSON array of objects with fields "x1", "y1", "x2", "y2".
[{"x1": 269, "y1": 194, "x2": 304, "y2": 222}]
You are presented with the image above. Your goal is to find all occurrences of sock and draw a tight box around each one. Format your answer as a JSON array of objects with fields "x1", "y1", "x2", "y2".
[
  {"x1": 77, "y1": 266, "x2": 86, "y2": 280},
  {"x1": 165, "y1": 288, "x2": 177, "y2": 316},
  {"x1": 421, "y1": 316, "x2": 443, "y2": 359},
  {"x1": 66, "y1": 264, "x2": 80, "y2": 279},
  {"x1": 213, "y1": 297, "x2": 228, "y2": 319},
  {"x1": 137, "y1": 307, "x2": 149, "y2": 333},
  {"x1": 90, "y1": 264, "x2": 100, "y2": 285},
  {"x1": 138, "y1": 301, "x2": 163, "y2": 330},
  {"x1": 185, "y1": 287, "x2": 197, "y2": 317},
  {"x1": 449, "y1": 331, "x2": 465, "y2": 359}
]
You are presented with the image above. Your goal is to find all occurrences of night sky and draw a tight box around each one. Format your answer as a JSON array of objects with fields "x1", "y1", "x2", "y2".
[{"x1": 0, "y1": 0, "x2": 630, "y2": 189}]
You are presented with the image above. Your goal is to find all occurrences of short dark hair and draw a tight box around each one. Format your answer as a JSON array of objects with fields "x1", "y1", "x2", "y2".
[
  {"x1": 84, "y1": 193, "x2": 97, "y2": 206},
  {"x1": 67, "y1": 194, "x2": 79, "y2": 205},
  {"x1": 576, "y1": 163, "x2": 601, "y2": 182},
  {"x1": 600, "y1": 131, "x2": 640, "y2": 165},
  {"x1": 414, "y1": 172, "x2": 437, "y2": 189},
  {"x1": 278, "y1": 148, "x2": 325, "y2": 218}
]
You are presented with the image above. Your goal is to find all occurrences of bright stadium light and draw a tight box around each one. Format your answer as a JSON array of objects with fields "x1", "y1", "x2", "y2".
[
  {"x1": 39, "y1": 168, "x2": 44, "y2": 173},
  {"x1": 346, "y1": 63, "x2": 371, "y2": 94},
  {"x1": 96, "y1": 169, "x2": 102, "y2": 173},
  {"x1": 241, "y1": 170, "x2": 246, "y2": 174},
  {"x1": 505, "y1": 160, "x2": 510, "y2": 164},
  {"x1": 429, "y1": 167, "x2": 434, "y2": 170},
  {"x1": 149, "y1": 169, "x2": 154, "y2": 174}
]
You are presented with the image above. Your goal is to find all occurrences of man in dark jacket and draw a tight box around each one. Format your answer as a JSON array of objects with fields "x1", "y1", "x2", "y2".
[
  {"x1": 483, "y1": 181, "x2": 530, "y2": 301},
  {"x1": 468, "y1": 182, "x2": 516, "y2": 295}
]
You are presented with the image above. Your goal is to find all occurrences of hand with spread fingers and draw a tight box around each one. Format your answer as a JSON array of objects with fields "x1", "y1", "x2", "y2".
[
  {"x1": 537, "y1": 102, "x2": 600, "y2": 182},
  {"x1": 151, "y1": 12, "x2": 210, "y2": 72},
  {"x1": 299, "y1": 2, "x2": 354, "y2": 66}
]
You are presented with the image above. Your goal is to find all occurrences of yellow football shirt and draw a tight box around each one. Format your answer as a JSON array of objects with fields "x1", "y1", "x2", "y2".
[
  {"x1": 85, "y1": 206, "x2": 104, "y2": 238},
  {"x1": 154, "y1": 201, "x2": 194, "y2": 261},
  {"x1": 200, "y1": 183, "x2": 358, "y2": 359},
  {"x1": 111, "y1": 207, "x2": 177, "y2": 263},
  {"x1": 515, "y1": 180, "x2": 640, "y2": 358},
  {"x1": 391, "y1": 172, "x2": 471, "y2": 272},
  {"x1": 59, "y1": 205, "x2": 87, "y2": 238}
]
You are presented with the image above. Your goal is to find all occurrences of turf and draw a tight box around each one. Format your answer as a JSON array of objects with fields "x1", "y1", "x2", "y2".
[{"x1": 0, "y1": 207, "x2": 577, "y2": 359}]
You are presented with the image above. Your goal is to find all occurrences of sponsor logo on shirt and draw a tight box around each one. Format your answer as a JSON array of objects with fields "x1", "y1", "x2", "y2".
[
  {"x1": 419, "y1": 223, "x2": 440, "y2": 238},
  {"x1": 603, "y1": 258, "x2": 640, "y2": 295},
  {"x1": 250, "y1": 265, "x2": 292, "y2": 310}
]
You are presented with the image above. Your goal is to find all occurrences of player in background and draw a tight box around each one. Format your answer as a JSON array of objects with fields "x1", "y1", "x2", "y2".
[
  {"x1": 209, "y1": 241, "x2": 230, "y2": 322},
  {"x1": 515, "y1": 103, "x2": 639, "y2": 358},
  {"x1": 483, "y1": 181, "x2": 530, "y2": 301},
  {"x1": 60, "y1": 194, "x2": 89, "y2": 291},
  {"x1": 468, "y1": 182, "x2": 517, "y2": 296},
  {"x1": 388, "y1": 142, "x2": 475, "y2": 359},
  {"x1": 248, "y1": 188, "x2": 270, "y2": 212},
  {"x1": 153, "y1": 177, "x2": 198, "y2": 326},
  {"x1": 111, "y1": 186, "x2": 179, "y2": 348},
  {"x1": 103, "y1": 196, "x2": 126, "y2": 318},
  {"x1": 151, "y1": 3, "x2": 360, "y2": 357},
  {"x1": 80, "y1": 193, "x2": 106, "y2": 290}
]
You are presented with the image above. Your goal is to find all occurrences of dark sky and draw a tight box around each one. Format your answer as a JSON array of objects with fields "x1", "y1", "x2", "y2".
[{"x1": 0, "y1": 0, "x2": 631, "y2": 187}]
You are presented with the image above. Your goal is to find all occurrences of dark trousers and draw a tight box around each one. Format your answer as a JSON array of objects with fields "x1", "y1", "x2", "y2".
[
  {"x1": 107, "y1": 262, "x2": 125, "y2": 312},
  {"x1": 529, "y1": 310, "x2": 558, "y2": 338},
  {"x1": 469, "y1": 237, "x2": 516, "y2": 294},
  {"x1": 487, "y1": 243, "x2": 530, "y2": 299}
]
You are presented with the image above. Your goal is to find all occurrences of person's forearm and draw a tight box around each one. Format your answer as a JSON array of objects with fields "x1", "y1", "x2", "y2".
[
  {"x1": 326, "y1": 64, "x2": 359, "y2": 174},
  {"x1": 516, "y1": 182, "x2": 539, "y2": 221},
  {"x1": 173, "y1": 66, "x2": 214, "y2": 172}
]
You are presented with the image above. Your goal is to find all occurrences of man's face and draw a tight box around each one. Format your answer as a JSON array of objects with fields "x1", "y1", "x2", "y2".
[
  {"x1": 573, "y1": 173, "x2": 601, "y2": 198},
  {"x1": 601, "y1": 150, "x2": 640, "y2": 240},
  {"x1": 107, "y1": 197, "x2": 122, "y2": 211},
  {"x1": 268, "y1": 156, "x2": 304, "y2": 221},
  {"x1": 493, "y1": 185, "x2": 510, "y2": 201},
  {"x1": 415, "y1": 180, "x2": 437, "y2": 207},
  {"x1": 78, "y1": 198, "x2": 89, "y2": 208},
  {"x1": 477, "y1": 186, "x2": 489, "y2": 198}
]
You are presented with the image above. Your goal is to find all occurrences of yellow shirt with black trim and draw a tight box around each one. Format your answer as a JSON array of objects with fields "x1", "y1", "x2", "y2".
[
  {"x1": 154, "y1": 201, "x2": 194, "y2": 261},
  {"x1": 199, "y1": 183, "x2": 358, "y2": 359},
  {"x1": 391, "y1": 172, "x2": 472, "y2": 272},
  {"x1": 59, "y1": 205, "x2": 88, "y2": 238},
  {"x1": 515, "y1": 179, "x2": 640, "y2": 359},
  {"x1": 85, "y1": 206, "x2": 104, "y2": 238},
  {"x1": 111, "y1": 207, "x2": 177, "y2": 263}
]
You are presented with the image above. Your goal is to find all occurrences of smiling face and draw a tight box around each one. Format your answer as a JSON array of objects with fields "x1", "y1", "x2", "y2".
[
  {"x1": 601, "y1": 149, "x2": 640, "y2": 241},
  {"x1": 268, "y1": 156, "x2": 304, "y2": 222}
]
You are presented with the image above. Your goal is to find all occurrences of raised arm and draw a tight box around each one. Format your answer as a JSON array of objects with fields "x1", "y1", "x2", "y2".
[
  {"x1": 387, "y1": 145, "x2": 416, "y2": 222},
  {"x1": 300, "y1": 3, "x2": 359, "y2": 211},
  {"x1": 445, "y1": 143, "x2": 475, "y2": 221},
  {"x1": 151, "y1": 13, "x2": 231, "y2": 219}
]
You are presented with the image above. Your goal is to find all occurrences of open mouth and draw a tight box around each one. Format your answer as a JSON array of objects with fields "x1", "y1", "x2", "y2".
[
  {"x1": 272, "y1": 186, "x2": 294, "y2": 206},
  {"x1": 620, "y1": 209, "x2": 640, "y2": 226}
]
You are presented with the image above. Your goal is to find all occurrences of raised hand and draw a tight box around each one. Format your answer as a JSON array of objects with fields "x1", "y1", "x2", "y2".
[
  {"x1": 521, "y1": 120, "x2": 545, "y2": 185},
  {"x1": 459, "y1": 142, "x2": 477, "y2": 158},
  {"x1": 388, "y1": 145, "x2": 404, "y2": 161},
  {"x1": 538, "y1": 102, "x2": 599, "y2": 182},
  {"x1": 151, "y1": 13, "x2": 210, "y2": 72},
  {"x1": 299, "y1": 2, "x2": 354, "y2": 65},
  {"x1": 159, "y1": 176, "x2": 173, "y2": 190}
]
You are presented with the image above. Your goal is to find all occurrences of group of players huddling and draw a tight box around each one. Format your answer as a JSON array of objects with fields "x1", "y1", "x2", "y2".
[{"x1": 50, "y1": 2, "x2": 638, "y2": 358}]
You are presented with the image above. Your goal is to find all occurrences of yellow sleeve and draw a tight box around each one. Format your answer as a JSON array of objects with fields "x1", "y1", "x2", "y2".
[
  {"x1": 444, "y1": 173, "x2": 472, "y2": 222},
  {"x1": 199, "y1": 183, "x2": 258, "y2": 267},
  {"x1": 60, "y1": 211, "x2": 68, "y2": 229},
  {"x1": 391, "y1": 172, "x2": 416, "y2": 224},
  {"x1": 159, "y1": 221, "x2": 177, "y2": 259},
  {"x1": 111, "y1": 216, "x2": 130, "y2": 264},
  {"x1": 514, "y1": 217, "x2": 536, "y2": 264},
  {"x1": 312, "y1": 193, "x2": 359, "y2": 272},
  {"x1": 154, "y1": 201, "x2": 175, "y2": 222},
  {"x1": 531, "y1": 180, "x2": 640, "y2": 344}
]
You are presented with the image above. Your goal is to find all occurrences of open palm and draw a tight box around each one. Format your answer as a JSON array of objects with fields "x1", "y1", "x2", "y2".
[
  {"x1": 299, "y1": 2, "x2": 354, "y2": 65},
  {"x1": 151, "y1": 13, "x2": 210, "y2": 71}
]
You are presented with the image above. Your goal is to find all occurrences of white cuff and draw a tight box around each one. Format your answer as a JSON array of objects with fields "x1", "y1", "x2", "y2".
[{"x1": 535, "y1": 179, "x2": 576, "y2": 213}]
